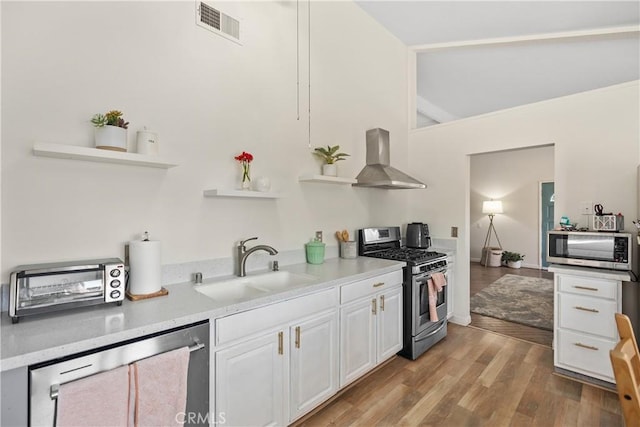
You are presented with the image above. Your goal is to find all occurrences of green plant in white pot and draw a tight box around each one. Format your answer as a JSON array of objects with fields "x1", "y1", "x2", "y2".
[
  {"x1": 313, "y1": 145, "x2": 349, "y2": 176},
  {"x1": 91, "y1": 110, "x2": 129, "y2": 152},
  {"x1": 501, "y1": 251, "x2": 525, "y2": 269}
]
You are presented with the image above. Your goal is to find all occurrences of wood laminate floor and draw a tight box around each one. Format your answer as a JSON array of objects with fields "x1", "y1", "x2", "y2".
[
  {"x1": 470, "y1": 262, "x2": 555, "y2": 347},
  {"x1": 296, "y1": 323, "x2": 623, "y2": 427}
]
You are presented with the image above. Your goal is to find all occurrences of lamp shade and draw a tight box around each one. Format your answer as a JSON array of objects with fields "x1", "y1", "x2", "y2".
[{"x1": 482, "y1": 200, "x2": 503, "y2": 214}]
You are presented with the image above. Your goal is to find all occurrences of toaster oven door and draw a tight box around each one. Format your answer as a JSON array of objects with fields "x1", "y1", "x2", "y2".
[{"x1": 13, "y1": 268, "x2": 105, "y2": 317}]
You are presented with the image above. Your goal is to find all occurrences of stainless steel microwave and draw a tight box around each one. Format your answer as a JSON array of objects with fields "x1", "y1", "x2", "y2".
[{"x1": 547, "y1": 230, "x2": 634, "y2": 271}]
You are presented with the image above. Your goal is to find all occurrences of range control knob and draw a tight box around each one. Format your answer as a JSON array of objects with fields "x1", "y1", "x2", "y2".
[
  {"x1": 110, "y1": 269, "x2": 121, "y2": 278},
  {"x1": 110, "y1": 279, "x2": 121, "y2": 288},
  {"x1": 110, "y1": 290, "x2": 121, "y2": 299}
]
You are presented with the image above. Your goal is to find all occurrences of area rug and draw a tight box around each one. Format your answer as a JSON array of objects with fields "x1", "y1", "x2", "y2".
[{"x1": 470, "y1": 274, "x2": 553, "y2": 331}]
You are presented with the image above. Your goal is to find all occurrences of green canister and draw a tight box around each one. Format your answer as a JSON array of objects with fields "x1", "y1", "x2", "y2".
[{"x1": 305, "y1": 241, "x2": 326, "y2": 264}]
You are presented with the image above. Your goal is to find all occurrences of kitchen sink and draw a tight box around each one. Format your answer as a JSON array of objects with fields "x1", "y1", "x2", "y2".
[
  {"x1": 194, "y1": 279, "x2": 267, "y2": 303},
  {"x1": 194, "y1": 271, "x2": 318, "y2": 303},
  {"x1": 247, "y1": 271, "x2": 317, "y2": 292}
]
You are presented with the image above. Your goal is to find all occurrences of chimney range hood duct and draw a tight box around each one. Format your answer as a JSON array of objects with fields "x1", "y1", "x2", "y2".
[{"x1": 353, "y1": 128, "x2": 426, "y2": 189}]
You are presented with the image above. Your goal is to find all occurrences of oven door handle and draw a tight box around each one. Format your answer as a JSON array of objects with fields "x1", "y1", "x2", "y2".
[{"x1": 414, "y1": 268, "x2": 448, "y2": 281}]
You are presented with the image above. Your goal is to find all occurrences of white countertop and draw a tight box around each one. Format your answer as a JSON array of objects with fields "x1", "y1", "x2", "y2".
[
  {"x1": 548, "y1": 264, "x2": 632, "y2": 281},
  {"x1": 0, "y1": 257, "x2": 403, "y2": 372}
]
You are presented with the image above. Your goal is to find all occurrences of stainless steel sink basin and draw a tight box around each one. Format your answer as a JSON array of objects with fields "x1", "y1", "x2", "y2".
[{"x1": 194, "y1": 271, "x2": 317, "y2": 303}]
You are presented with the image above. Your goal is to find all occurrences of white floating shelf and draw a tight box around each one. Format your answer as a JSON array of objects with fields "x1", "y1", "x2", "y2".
[
  {"x1": 33, "y1": 143, "x2": 178, "y2": 169},
  {"x1": 298, "y1": 174, "x2": 357, "y2": 185},
  {"x1": 203, "y1": 189, "x2": 281, "y2": 199}
]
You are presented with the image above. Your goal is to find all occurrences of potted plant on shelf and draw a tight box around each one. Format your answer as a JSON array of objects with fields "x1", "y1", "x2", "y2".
[
  {"x1": 91, "y1": 110, "x2": 130, "y2": 152},
  {"x1": 313, "y1": 145, "x2": 349, "y2": 177},
  {"x1": 501, "y1": 251, "x2": 525, "y2": 269}
]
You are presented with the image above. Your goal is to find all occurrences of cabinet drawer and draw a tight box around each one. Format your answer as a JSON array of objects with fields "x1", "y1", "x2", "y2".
[
  {"x1": 557, "y1": 275, "x2": 617, "y2": 299},
  {"x1": 558, "y1": 293, "x2": 617, "y2": 339},
  {"x1": 216, "y1": 287, "x2": 338, "y2": 346},
  {"x1": 340, "y1": 270, "x2": 403, "y2": 304},
  {"x1": 556, "y1": 329, "x2": 615, "y2": 381}
]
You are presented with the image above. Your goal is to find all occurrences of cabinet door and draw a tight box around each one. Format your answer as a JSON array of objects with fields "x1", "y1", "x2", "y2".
[
  {"x1": 377, "y1": 286, "x2": 403, "y2": 362},
  {"x1": 215, "y1": 331, "x2": 287, "y2": 427},
  {"x1": 289, "y1": 310, "x2": 339, "y2": 421},
  {"x1": 340, "y1": 298, "x2": 376, "y2": 387}
]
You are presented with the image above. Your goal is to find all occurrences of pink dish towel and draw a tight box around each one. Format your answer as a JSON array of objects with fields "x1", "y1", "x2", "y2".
[
  {"x1": 427, "y1": 278, "x2": 439, "y2": 322},
  {"x1": 56, "y1": 365, "x2": 130, "y2": 427},
  {"x1": 132, "y1": 346, "x2": 190, "y2": 427},
  {"x1": 431, "y1": 272, "x2": 447, "y2": 290}
]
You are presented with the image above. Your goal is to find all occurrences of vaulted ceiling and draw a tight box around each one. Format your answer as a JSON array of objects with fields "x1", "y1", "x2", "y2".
[{"x1": 356, "y1": 1, "x2": 640, "y2": 126}]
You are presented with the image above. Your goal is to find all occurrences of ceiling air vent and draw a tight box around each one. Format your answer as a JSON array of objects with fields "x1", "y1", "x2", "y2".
[{"x1": 196, "y1": 1, "x2": 241, "y2": 44}]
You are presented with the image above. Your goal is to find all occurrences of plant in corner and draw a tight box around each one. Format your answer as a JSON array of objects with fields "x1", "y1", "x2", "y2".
[
  {"x1": 91, "y1": 110, "x2": 130, "y2": 152},
  {"x1": 313, "y1": 145, "x2": 349, "y2": 177},
  {"x1": 501, "y1": 251, "x2": 525, "y2": 268}
]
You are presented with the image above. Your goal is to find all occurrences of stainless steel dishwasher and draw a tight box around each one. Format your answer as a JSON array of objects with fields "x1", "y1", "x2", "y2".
[{"x1": 29, "y1": 321, "x2": 209, "y2": 426}]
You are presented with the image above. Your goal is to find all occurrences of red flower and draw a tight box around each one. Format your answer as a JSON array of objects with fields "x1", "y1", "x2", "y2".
[{"x1": 234, "y1": 151, "x2": 253, "y2": 163}]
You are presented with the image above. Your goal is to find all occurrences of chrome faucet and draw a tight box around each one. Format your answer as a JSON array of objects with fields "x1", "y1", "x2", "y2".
[{"x1": 237, "y1": 237, "x2": 278, "y2": 277}]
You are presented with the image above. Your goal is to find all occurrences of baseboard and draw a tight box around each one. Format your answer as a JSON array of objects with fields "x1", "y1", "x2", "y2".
[{"x1": 450, "y1": 315, "x2": 471, "y2": 326}]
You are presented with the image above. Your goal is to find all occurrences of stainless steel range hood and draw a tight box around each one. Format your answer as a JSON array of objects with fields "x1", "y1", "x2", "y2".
[{"x1": 353, "y1": 128, "x2": 426, "y2": 189}]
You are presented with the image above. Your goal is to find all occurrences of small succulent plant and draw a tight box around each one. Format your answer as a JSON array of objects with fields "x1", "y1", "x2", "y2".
[{"x1": 91, "y1": 110, "x2": 129, "y2": 129}]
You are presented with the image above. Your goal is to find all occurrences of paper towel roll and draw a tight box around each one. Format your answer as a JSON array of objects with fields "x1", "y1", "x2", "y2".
[{"x1": 129, "y1": 240, "x2": 162, "y2": 295}]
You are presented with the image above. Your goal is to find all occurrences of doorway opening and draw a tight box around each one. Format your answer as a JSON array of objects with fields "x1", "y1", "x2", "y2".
[{"x1": 469, "y1": 145, "x2": 554, "y2": 346}]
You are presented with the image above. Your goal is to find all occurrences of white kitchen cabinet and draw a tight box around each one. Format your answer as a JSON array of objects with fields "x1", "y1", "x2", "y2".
[
  {"x1": 550, "y1": 265, "x2": 629, "y2": 384},
  {"x1": 215, "y1": 331, "x2": 287, "y2": 427},
  {"x1": 339, "y1": 270, "x2": 403, "y2": 387},
  {"x1": 214, "y1": 288, "x2": 339, "y2": 425},
  {"x1": 289, "y1": 310, "x2": 338, "y2": 421}
]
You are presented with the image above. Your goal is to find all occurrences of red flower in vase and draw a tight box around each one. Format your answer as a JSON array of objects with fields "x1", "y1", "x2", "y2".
[{"x1": 234, "y1": 151, "x2": 253, "y2": 163}]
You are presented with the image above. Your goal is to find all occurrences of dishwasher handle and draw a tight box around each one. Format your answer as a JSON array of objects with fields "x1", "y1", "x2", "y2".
[{"x1": 49, "y1": 341, "x2": 205, "y2": 400}]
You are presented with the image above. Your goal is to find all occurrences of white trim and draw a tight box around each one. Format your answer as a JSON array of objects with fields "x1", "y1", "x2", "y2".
[
  {"x1": 408, "y1": 50, "x2": 417, "y2": 130},
  {"x1": 410, "y1": 25, "x2": 640, "y2": 52},
  {"x1": 410, "y1": 80, "x2": 640, "y2": 134},
  {"x1": 450, "y1": 315, "x2": 471, "y2": 326},
  {"x1": 416, "y1": 95, "x2": 458, "y2": 124}
]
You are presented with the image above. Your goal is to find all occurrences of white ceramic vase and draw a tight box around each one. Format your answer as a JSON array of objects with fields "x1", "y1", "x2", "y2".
[
  {"x1": 95, "y1": 125, "x2": 127, "y2": 152},
  {"x1": 254, "y1": 176, "x2": 271, "y2": 192},
  {"x1": 322, "y1": 164, "x2": 337, "y2": 177}
]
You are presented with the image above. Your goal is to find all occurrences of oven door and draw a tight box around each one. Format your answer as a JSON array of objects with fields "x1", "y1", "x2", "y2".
[{"x1": 412, "y1": 269, "x2": 447, "y2": 336}]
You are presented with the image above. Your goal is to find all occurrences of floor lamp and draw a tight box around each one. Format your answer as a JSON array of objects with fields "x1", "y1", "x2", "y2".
[{"x1": 481, "y1": 200, "x2": 503, "y2": 266}]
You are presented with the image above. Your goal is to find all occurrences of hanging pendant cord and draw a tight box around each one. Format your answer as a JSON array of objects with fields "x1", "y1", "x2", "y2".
[
  {"x1": 308, "y1": 0, "x2": 311, "y2": 148},
  {"x1": 296, "y1": 0, "x2": 300, "y2": 121}
]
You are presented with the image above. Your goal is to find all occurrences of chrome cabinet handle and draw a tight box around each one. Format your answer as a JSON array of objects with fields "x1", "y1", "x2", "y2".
[
  {"x1": 295, "y1": 326, "x2": 301, "y2": 349},
  {"x1": 573, "y1": 285, "x2": 598, "y2": 292},
  {"x1": 373, "y1": 282, "x2": 385, "y2": 288},
  {"x1": 380, "y1": 295, "x2": 385, "y2": 311},
  {"x1": 278, "y1": 331, "x2": 284, "y2": 355},
  {"x1": 574, "y1": 342, "x2": 599, "y2": 351},
  {"x1": 574, "y1": 306, "x2": 599, "y2": 313},
  {"x1": 372, "y1": 299, "x2": 377, "y2": 315}
]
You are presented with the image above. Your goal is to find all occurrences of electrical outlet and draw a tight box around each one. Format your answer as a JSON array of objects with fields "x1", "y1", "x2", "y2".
[
  {"x1": 580, "y1": 201, "x2": 593, "y2": 215},
  {"x1": 315, "y1": 231, "x2": 323, "y2": 242},
  {"x1": 451, "y1": 226, "x2": 458, "y2": 238}
]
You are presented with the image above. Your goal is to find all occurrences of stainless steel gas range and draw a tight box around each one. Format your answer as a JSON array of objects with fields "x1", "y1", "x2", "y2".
[{"x1": 358, "y1": 226, "x2": 448, "y2": 360}]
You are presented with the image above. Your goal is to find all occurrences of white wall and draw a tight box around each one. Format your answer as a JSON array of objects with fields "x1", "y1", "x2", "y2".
[
  {"x1": 409, "y1": 81, "x2": 640, "y2": 324},
  {"x1": 1, "y1": 1, "x2": 416, "y2": 279},
  {"x1": 470, "y1": 145, "x2": 554, "y2": 267}
]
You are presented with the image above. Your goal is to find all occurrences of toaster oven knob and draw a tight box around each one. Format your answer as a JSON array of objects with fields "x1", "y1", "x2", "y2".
[
  {"x1": 110, "y1": 290, "x2": 121, "y2": 299},
  {"x1": 110, "y1": 269, "x2": 121, "y2": 278},
  {"x1": 110, "y1": 279, "x2": 121, "y2": 288}
]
